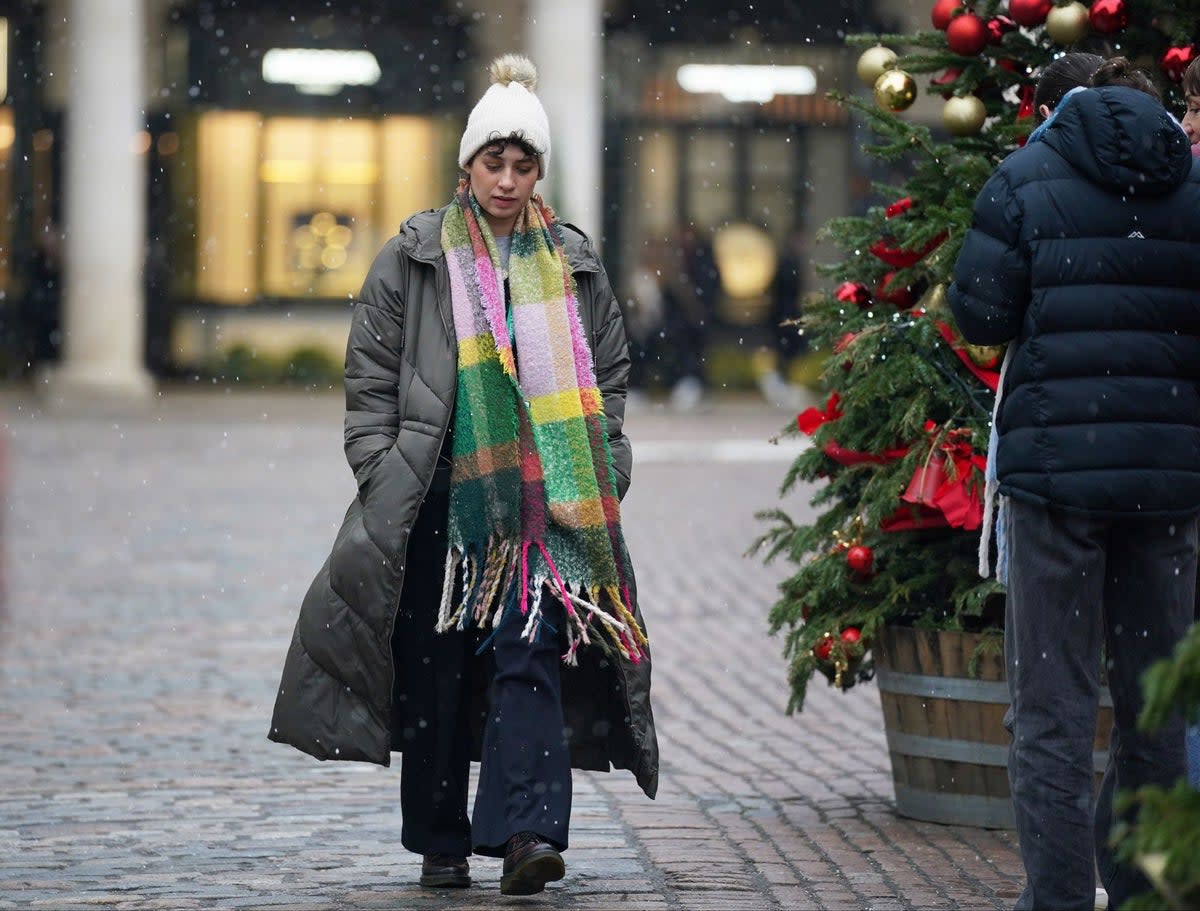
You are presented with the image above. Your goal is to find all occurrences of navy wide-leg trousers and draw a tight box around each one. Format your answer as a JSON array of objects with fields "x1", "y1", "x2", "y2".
[{"x1": 393, "y1": 492, "x2": 572, "y2": 859}]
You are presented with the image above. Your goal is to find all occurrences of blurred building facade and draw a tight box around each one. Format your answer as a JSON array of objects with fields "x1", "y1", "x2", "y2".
[{"x1": 0, "y1": 0, "x2": 917, "y2": 398}]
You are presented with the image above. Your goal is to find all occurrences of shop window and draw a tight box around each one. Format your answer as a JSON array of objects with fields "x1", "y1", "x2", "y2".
[
  {"x1": 196, "y1": 111, "x2": 261, "y2": 304},
  {"x1": 260, "y1": 117, "x2": 376, "y2": 298},
  {"x1": 194, "y1": 112, "x2": 445, "y2": 305},
  {"x1": 747, "y1": 132, "x2": 797, "y2": 243},
  {"x1": 685, "y1": 130, "x2": 735, "y2": 232},
  {"x1": 0, "y1": 14, "x2": 9, "y2": 295},
  {"x1": 0, "y1": 106, "x2": 12, "y2": 293}
]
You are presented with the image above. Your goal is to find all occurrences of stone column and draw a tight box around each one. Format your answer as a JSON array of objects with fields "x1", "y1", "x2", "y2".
[
  {"x1": 44, "y1": 0, "x2": 154, "y2": 405},
  {"x1": 527, "y1": 0, "x2": 604, "y2": 245}
]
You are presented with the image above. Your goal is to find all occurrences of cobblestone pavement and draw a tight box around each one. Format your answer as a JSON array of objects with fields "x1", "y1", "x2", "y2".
[{"x1": 0, "y1": 389, "x2": 1023, "y2": 910}]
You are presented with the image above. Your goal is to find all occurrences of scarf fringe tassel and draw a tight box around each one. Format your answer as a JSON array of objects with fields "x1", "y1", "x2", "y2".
[{"x1": 435, "y1": 538, "x2": 648, "y2": 666}]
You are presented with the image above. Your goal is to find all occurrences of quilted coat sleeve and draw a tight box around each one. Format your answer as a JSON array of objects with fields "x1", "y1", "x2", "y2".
[
  {"x1": 588, "y1": 266, "x2": 634, "y2": 501},
  {"x1": 948, "y1": 168, "x2": 1029, "y2": 346},
  {"x1": 343, "y1": 241, "x2": 406, "y2": 492}
]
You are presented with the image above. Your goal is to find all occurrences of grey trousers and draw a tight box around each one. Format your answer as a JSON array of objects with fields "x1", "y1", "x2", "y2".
[{"x1": 1004, "y1": 499, "x2": 1195, "y2": 911}]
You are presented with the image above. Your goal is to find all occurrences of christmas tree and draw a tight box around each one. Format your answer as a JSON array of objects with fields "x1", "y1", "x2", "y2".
[
  {"x1": 754, "y1": 0, "x2": 1200, "y2": 711},
  {"x1": 755, "y1": 0, "x2": 1200, "y2": 899}
]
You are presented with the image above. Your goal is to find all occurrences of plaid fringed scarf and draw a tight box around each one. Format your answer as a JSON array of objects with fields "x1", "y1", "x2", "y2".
[{"x1": 437, "y1": 188, "x2": 648, "y2": 665}]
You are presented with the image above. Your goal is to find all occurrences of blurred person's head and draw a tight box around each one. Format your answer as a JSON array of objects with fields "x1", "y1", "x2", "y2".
[
  {"x1": 1034, "y1": 52, "x2": 1104, "y2": 122},
  {"x1": 1181, "y1": 58, "x2": 1200, "y2": 146},
  {"x1": 1089, "y1": 56, "x2": 1161, "y2": 101},
  {"x1": 458, "y1": 54, "x2": 549, "y2": 234}
]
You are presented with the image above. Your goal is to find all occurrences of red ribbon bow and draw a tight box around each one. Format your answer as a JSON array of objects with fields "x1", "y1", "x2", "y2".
[
  {"x1": 934, "y1": 320, "x2": 1000, "y2": 392},
  {"x1": 895, "y1": 423, "x2": 987, "y2": 531},
  {"x1": 797, "y1": 392, "x2": 842, "y2": 435}
]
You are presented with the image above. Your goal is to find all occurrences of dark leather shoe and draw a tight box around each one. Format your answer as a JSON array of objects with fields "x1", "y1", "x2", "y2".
[
  {"x1": 500, "y1": 832, "x2": 565, "y2": 896},
  {"x1": 419, "y1": 854, "x2": 470, "y2": 888}
]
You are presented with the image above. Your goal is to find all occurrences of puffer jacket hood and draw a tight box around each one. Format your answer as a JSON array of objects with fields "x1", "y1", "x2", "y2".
[{"x1": 1042, "y1": 85, "x2": 1192, "y2": 196}]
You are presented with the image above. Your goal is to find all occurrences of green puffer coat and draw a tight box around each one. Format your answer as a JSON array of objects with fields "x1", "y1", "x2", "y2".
[{"x1": 268, "y1": 205, "x2": 658, "y2": 799}]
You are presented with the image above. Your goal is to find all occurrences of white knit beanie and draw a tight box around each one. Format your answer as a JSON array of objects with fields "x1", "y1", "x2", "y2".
[{"x1": 458, "y1": 54, "x2": 551, "y2": 179}]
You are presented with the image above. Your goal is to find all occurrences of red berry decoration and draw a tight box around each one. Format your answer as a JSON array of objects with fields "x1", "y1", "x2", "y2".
[
  {"x1": 835, "y1": 280, "x2": 871, "y2": 308},
  {"x1": 1007, "y1": 0, "x2": 1052, "y2": 27},
  {"x1": 946, "y1": 12, "x2": 989, "y2": 56},
  {"x1": 1161, "y1": 45, "x2": 1198, "y2": 83},
  {"x1": 931, "y1": 67, "x2": 963, "y2": 99},
  {"x1": 840, "y1": 627, "x2": 863, "y2": 644},
  {"x1": 813, "y1": 636, "x2": 834, "y2": 661},
  {"x1": 931, "y1": 0, "x2": 961, "y2": 30},
  {"x1": 1088, "y1": 0, "x2": 1128, "y2": 35},
  {"x1": 846, "y1": 545, "x2": 874, "y2": 576},
  {"x1": 987, "y1": 14, "x2": 1017, "y2": 44}
]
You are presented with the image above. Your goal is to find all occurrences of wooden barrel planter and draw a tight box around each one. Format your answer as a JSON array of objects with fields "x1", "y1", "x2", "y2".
[{"x1": 873, "y1": 625, "x2": 1113, "y2": 829}]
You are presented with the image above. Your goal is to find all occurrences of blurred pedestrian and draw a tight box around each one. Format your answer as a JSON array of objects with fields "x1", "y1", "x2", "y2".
[
  {"x1": 758, "y1": 228, "x2": 807, "y2": 409},
  {"x1": 663, "y1": 223, "x2": 717, "y2": 409},
  {"x1": 951, "y1": 54, "x2": 1200, "y2": 911},
  {"x1": 625, "y1": 239, "x2": 669, "y2": 393},
  {"x1": 268, "y1": 54, "x2": 658, "y2": 897}
]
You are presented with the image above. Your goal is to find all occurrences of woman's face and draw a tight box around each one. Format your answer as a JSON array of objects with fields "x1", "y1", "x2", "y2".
[
  {"x1": 466, "y1": 143, "x2": 539, "y2": 236},
  {"x1": 1183, "y1": 95, "x2": 1200, "y2": 146}
]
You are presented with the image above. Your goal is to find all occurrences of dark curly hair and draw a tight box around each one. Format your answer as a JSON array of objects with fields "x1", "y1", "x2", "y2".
[{"x1": 466, "y1": 132, "x2": 541, "y2": 166}]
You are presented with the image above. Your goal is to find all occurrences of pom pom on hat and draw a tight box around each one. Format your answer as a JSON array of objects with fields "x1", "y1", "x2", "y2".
[
  {"x1": 489, "y1": 53, "x2": 538, "y2": 92},
  {"x1": 458, "y1": 54, "x2": 551, "y2": 179}
]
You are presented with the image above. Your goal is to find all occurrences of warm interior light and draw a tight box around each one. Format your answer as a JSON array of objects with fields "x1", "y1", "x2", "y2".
[
  {"x1": 0, "y1": 20, "x2": 8, "y2": 101},
  {"x1": 676, "y1": 64, "x2": 817, "y2": 103},
  {"x1": 262, "y1": 48, "x2": 382, "y2": 95},
  {"x1": 713, "y1": 222, "x2": 777, "y2": 298}
]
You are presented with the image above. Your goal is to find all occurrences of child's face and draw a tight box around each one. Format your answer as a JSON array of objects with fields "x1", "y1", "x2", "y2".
[{"x1": 1183, "y1": 94, "x2": 1200, "y2": 146}]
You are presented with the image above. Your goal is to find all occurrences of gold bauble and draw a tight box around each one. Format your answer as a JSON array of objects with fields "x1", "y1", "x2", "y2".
[
  {"x1": 966, "y1": 343, "x2": 1005, "y2": 369},
  {"x1": 942, "y1": 94, "x2": 987, "y2": 136},
  {"x1": 874, "y1": 69, "x2": 918, "y2": 112},
  {"x1": 1045, "y1": 1, "x2": 1090, "y2": 45},
  {"x1": 856, "y1": 45, "x2": 898, "y2": 87},
  {"x1": 916, "y1": 282, "x2": 949, "y2": 313}
]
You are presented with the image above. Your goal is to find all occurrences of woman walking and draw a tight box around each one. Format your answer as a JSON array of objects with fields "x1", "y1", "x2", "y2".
[{"x1": 268, "y1": 54, "x2": 658, "y2": 897}]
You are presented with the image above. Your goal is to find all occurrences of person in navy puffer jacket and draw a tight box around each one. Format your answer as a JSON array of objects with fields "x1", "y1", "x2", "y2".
[{"x1": 950, "y1": 54, "x2": 1200, "y2": 911}]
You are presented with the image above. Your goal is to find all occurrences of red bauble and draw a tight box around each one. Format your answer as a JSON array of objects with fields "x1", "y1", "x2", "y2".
[
  {"x1": 840, "y1": 627, "x2": 863, "y2": 644},
  {"x1": 876, "y1": 272, "x2": 916, "y2": 308},
  {"x1": 1161, "y1": 45, "x2": 1198, "y2": 83},
  {"x1": 1088, "y1": 0, "x2": 1128, "y2": 34},
  {"x1": 931, "y1": 67, "x2": 962, "y2": 99},
  {"x1": 931, "y1": 0, "x2": 962, "y2": 30},
  {"x1": 885, "y1": 196, "x2": 914, "y2": 218},
  {"x1": 846, "y1": 545, "x2": 874, "y2": 576},
  {"x1": 1017, "y1": 83, "x2": 1036, "y2": 120},
  {"x1": 946, "y1": 13, "x2": 989, "y2": 56},
  {"x1": 835, "y1": 281, "x2": 871, "y2": 308},
  {"x1": 813, "y1": 637, "x2": 834, "y2": 661},
  {"x1": 1007, "y1": 0, "x2": 1052, "y2": 27},
  {"x1": 987, "y1": 14, "x2": 1017, "y2": 44}
]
